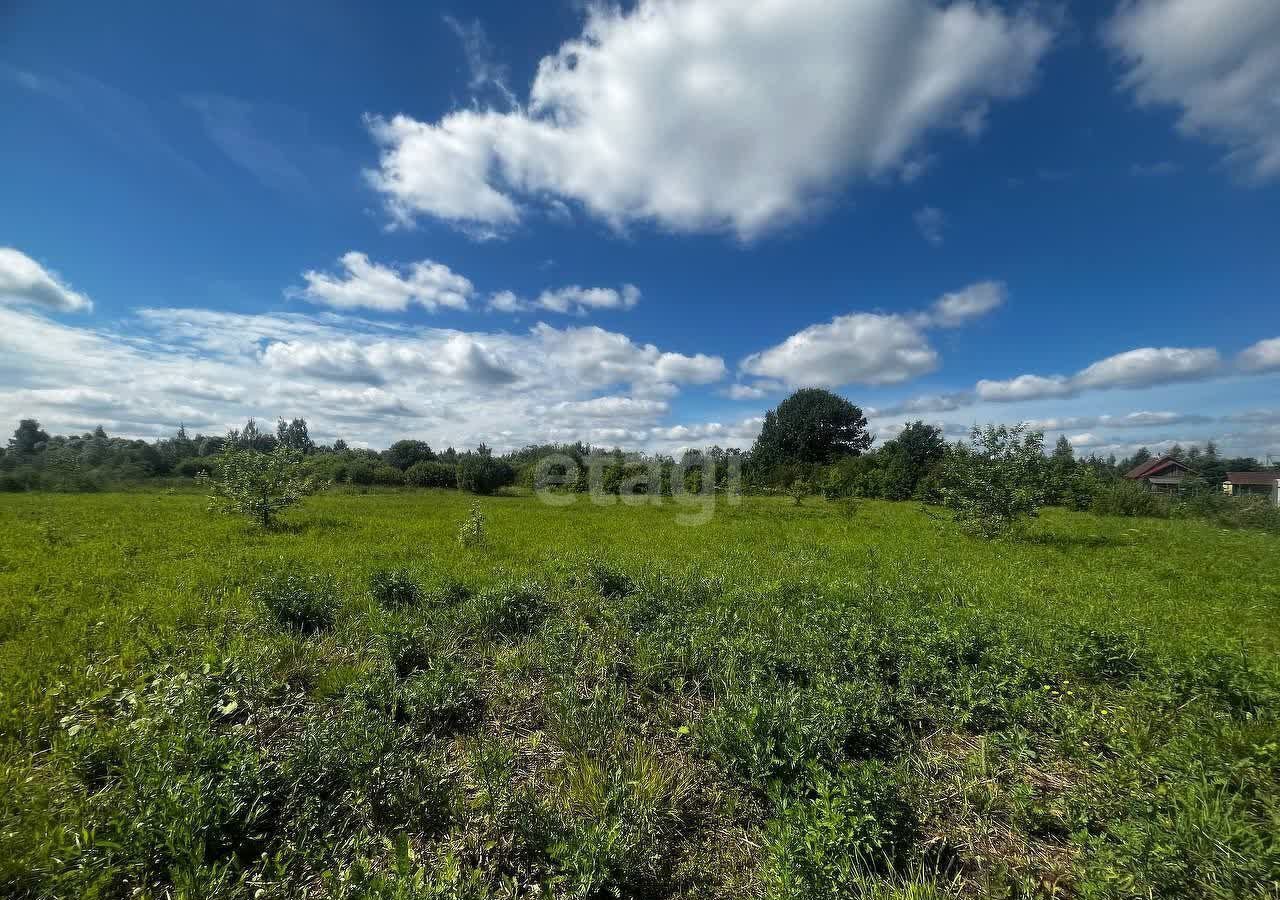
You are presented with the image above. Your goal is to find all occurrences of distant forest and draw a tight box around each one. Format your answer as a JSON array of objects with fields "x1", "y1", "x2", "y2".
[{"x1": 3, "y1": 388, "x2": 1271, "y2": 498}]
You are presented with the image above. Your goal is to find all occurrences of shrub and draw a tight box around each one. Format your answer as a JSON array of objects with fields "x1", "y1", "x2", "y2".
[
  {"x1": 404, "y1": 460, "x2": 456, "y2": 488},
  {"x1": 253, "y1": 570, "x2": 341, "y2": 633},
  {"x1": 763, "y1": 761, "x2": 916, "y2": 897},
  {"x1": 939, "y1": 424, "x2": 1047, "y2": 538},
  {"x1": 198, "y1": 445, "x2": 319, "y2": 528},
  {"x1": 456, "y1": 452, "x2": 515, "y2": 495},
  {"x1": 1090, "y1": 479, "x2": 1170, "y2": 518},
  {"x1": 369, "y1": 568, "x2": 424, "y2": 609}
]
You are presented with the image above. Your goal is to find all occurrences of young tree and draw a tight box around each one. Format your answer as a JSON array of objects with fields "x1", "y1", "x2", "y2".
[
  {"x1": 198, "y1": 445, "x2": 320, "y2": 528},
  {"x1": 940, "y1": 424, "x2": 1047, "y2": 538},
  {"x1": 750, "y1": 388, "x2": 872, "y2": 468}
]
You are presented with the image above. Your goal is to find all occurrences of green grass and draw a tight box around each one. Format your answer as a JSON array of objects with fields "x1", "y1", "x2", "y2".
[{"x1": 1, "y1": 490, "x2": 1277, "y2": 898}]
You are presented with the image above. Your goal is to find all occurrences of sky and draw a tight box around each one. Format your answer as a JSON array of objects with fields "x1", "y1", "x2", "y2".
[{"x1": 2, "y1": 0, "x2": 1278, "y2": 461}]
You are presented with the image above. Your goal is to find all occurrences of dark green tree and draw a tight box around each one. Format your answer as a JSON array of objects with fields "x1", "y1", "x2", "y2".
[
  {"x1": 750, "y1": 388, "x2": 872, "y2": 468},
  {"x1": 382, "y1": 439, "x2": 435, "y2": 470},
  {"x1": 276, "y1": 418, "x2": 314, "y2": 454},
  {"x1": 9, "y1": 419, "x2": 50, "y2": 454}
]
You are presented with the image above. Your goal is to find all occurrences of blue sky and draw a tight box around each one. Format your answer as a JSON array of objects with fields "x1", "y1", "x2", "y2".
[{"x1": 2, "y1": 0, "x2": 1278, "y2": 458}]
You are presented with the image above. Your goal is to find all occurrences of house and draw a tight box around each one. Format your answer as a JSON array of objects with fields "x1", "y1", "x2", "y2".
[
  {"x1": 1124, "y1": 455, "x2": 1194, "y2": 493},
  {"x1": 1222, "y1": 471, "x2": 1280, "y2": 506}
]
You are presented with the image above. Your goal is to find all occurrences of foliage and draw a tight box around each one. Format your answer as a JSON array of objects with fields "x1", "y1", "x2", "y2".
[
  {"x1": 457, "y1": 500, "x2": 487, "y2": 547},
  {"x1": 252, "y1": 569, "x2": 342, "y2": 632},
  {"x1": 764, "y1": 762, "x2": 916, "y2": 897},
  {"x1": 1090, "y1": 478, "x2": 1171, "y2": 518},
  {"x1": 369, "y1": 568, "x2": 425, "y2": 609},
  {"x1": 382, "y1": 439, "x2": 436, "y2": 471},
  {"x1": 198, "y1": 444, "x2": 320, "y2": 528},
  {"x1": 751, "y1": 388, "x2": 872, "y2": 468},
  {"x1": 456, "y1": 446, "x2": 516, "y2": 495},
  {"x1": 404, "y1": 460, "x2": 457, "y2": 488},
  {"x1": 940, "y1": 424, "x2": 1047, "y2": 538}
]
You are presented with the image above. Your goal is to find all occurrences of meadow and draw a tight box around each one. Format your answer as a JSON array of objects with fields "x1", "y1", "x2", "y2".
[{"x1": 1, "y1": 489, "x2": 1277, "y2": 898}]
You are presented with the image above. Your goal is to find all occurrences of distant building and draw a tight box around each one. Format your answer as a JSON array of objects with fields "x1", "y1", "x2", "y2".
[
  {"x1": 1222, "y1": 471, "x2": 1280, "y2": 506},
  {"x1": 1124, "y1": 455, "x2": 1194, "y2": 494}
]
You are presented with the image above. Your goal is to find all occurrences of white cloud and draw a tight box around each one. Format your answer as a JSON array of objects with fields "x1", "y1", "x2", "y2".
[
  {"x1": 871, "y1": 391, "x2": 976, "y2": 417},
  {"x1": 722, "y1": 381, "x2": 781, "y2": 401},
  {"x1": 978, "y1": 346, "x2": 1221, "y2": 402},
  {"x1": 0, "y1": 247, "x2": 93, "y2": 313},
  {"x1": 1105, "y1": 0, "x2": 1280, "y2": 182},
  {"x1": 742, "y1": 312, "x2": 938, "y2": 389},
  {"x1": 293, "y1": 252, "x2": 473, "y2": 312},
  {"x1": 922, "y1": 280, "x2": 1006, "y2": 328},
  {"x1": 366, "y1": 0, "x2": 1053, "y2": 238},
  {"x1": 976, "y1": 373, "x2": 1073, "y2": 402},
  {"x1": 0, "y1": 301, "x2": 732, "y2": 452},
  {"x1": 491, "y1": 283, "x2": 641, "y2": 315},
  {"x1": 913, "y1": 206, "x2": 946, "y2": 246},
  {"x1": 1073, "y1": 347, "x2": 1220, "y2": 390},
  {"x1": 1237, "y1": 336, "x2": 1280, "y2": 372},
  {"x1": 743, "y1": 280, "x2": 1006, "y2": 389}
]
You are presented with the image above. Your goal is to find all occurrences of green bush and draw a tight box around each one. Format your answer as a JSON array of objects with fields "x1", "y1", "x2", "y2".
[
  {"x1": 457, "y1": 453, "x2": 516, "y2": 495},
  {"x1": 404, "y1": 460, "x2": 457, "y2": 488},
  {"x1": 763, "y1": 761, "x2": 916, "y2": 898},
  {"x1": 252, "y1": 570, "x2": 342, "y2": 633},
  {"x1": 1090, "y1": 479, "x2": 1171, "y2": 518},
  {"x1": 368, "y1": 568, "x2": 424, "y2": 609}
]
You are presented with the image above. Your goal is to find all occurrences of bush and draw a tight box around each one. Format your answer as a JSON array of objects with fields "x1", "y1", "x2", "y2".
[
  {"x1": 199, "y1": 446, "x2": 319, "y2": 528},
  {"x1": 404, "y1": 460, "x2": 456, "y2": 488},
  {"x1": 940, "y1": 424, "x2": 1047, "y2": 538},
  {"x1": 1090, "y1": 479, "x2": 1170, "y2": 518},
  {"x1": 253, "y1": 570, "x2": 342, "y2": 633},
  {"x1": 763, "y1": 761, "x2": 916, "y2": 896},
  {"x1": 457, "y1": 452, "x2": 515, "y2": 495}
]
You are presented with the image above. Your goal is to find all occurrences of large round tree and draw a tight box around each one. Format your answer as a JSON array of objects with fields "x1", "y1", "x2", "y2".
[{"x1": 750, "y1": 388, "x2": 872, "y2": 467}]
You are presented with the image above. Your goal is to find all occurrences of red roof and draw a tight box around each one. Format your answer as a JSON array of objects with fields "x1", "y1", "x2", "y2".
[
  {"x1": 1226, "y1": 471, "x2": 1279, "y2": 485},
  {"x1": 1125, "y1": 455, "x2": 1191, "y2": 480}
]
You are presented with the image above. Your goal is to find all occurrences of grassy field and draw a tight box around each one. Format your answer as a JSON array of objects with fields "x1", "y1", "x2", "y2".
[{"x1": 1, "y1": 490, "x2": 1277, "y2": 898}]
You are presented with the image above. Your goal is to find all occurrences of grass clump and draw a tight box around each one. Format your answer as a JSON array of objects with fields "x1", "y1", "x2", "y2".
[
  {"x1": 369, "y1": 566, "x2": 424, "y2": 609},
  {"x1": 252, "y1": 568, "x2": 341, "y2": 633}
]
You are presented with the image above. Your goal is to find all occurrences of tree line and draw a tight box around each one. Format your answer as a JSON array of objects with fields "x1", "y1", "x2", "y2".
[{"x1": 2, "y1": 387, "x2": 1273, "y2": 506}]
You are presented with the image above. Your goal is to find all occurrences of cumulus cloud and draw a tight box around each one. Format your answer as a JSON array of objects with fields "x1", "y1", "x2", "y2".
[
  {"x1": 0, "y1": 300, "x2": 731, "y2": 451},
  {"x1": 743, "y1": 280, "x2": 1004, "y2": 390},
  {"x1": 0, "y1": 247, "x2": 93, "y2": 313},
  {"x1": 922, "y1": 280, "x2": 1006, "y2": 328},
  {"x1": 742, "y1": 312, "x2": 938, "y2": 389},
  {"x1": 1105, "y1": 0, "x2": 1280, "y2": 182},
  {"x1": 293, "y1": 252, "x2": 473, "y2": 312},
  {"x1": 1237, "y1": 336, "x2": 1280, "y2": 372},
  {"x1": 978, "y1": 346, "x2": 1221, "y2": 402},
  {"x1": 489, "y1": 283, "x2": 641, "y2": 315},
  {"x1": 366, "y1": 0, "x2": 1053, "y2": 238}
]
